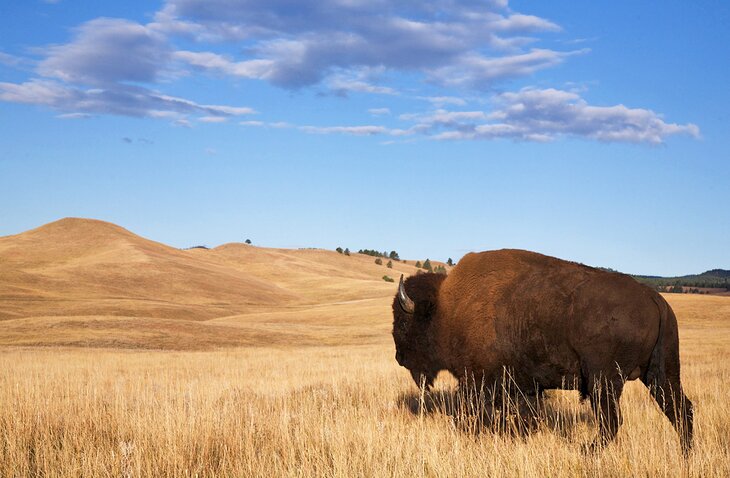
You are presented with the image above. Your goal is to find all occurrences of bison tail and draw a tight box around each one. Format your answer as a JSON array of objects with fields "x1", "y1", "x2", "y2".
[
  {"x1": 643, "y1": 295, "x2": 669, "y2": 386},
  {"x1": 643, "y1": 294, "x2": 694, "y2": 453}
]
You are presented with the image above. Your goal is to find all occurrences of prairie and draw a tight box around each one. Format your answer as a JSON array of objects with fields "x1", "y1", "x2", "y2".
[{"x1": 0, "y1": 219, "x2": 728, "y2": 476}]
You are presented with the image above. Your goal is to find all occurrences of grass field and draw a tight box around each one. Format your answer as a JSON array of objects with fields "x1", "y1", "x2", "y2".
[
  {"x1": 1, "y1": 219, "x2": 729, "y2": 476},
  {"x1": 1, "y1": 293, "x2": 729, "y2": 477}
]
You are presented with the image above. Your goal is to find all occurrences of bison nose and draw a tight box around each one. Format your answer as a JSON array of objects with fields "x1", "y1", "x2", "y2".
[{"x1": 395, "y1": 351, "x2": 404, "y2": 365}]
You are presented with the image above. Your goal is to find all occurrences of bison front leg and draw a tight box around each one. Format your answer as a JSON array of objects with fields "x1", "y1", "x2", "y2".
[{"x1": 588, "y1": 375, "x2": 624, "y2": 449}]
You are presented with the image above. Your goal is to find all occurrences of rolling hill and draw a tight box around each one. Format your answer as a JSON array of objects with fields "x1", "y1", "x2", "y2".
[
  {"x1": 633, "y1": 269, "x2": 730, "y2": 293},
  {"x1": 0, "y1": 218, "x2": 434, "y2": 349}
]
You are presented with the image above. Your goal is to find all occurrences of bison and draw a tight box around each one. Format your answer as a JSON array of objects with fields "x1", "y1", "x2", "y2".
[{"x1": 392, "y1": 249, "x2": 693, "y2": 452}]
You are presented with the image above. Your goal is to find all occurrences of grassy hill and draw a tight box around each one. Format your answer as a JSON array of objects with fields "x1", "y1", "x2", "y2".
[{"x1": 0, "y1": 217, "x2": 446, "y2": 349}]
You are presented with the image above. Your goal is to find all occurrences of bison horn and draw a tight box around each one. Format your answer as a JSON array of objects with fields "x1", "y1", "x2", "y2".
[{"x1": 398, "y1": 275, "x2": 415, "y2": 314}]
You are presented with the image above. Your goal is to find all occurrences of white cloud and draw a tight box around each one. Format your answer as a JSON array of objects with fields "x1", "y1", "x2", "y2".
[
  {"x1": 399, "y1": 88, "x2": 700, "y2": 144},
  {"x1": 0, "y1": 79, "x2": 255, "y2": 120},
  {"x1": 428, "y1": 48, "x2": 588, "y2": 90},
  {"x1": 491, "y1": 14, "x2": 561, "y2": 33},
  {"x1": 0, "y1": 51, "x2": 31, "y2": 68},
  {"x1": 0, "y1": 18, "x2": 256, "y2": 122},
  {"x1": 38, "y1": 18, "x2": 170, "y2": 85},
  {"x1": 57, "y1": 112, "x2": 92, "y2": 119},
  {"x1": 420, "y1": 96, "x2": 468, "y2": 107},
  {"x1": 0, "y1": 2, "x2": 701, "y2": 144},
  {"x1": 155, "y1": 0, "x2": 568, "y2": 89},
  {"x1": 401, "y1": 109, "x2": 488, "y2": 125},
  {"x1": 368, "y1": 108, "x2": 391, "y2": 116},
  {"x1": 198, "y1": 116, "x2": 227, "y2": 123},
  {"x1": 325, "y1": 68, "x2": 398, "y2": 96},
  {"x1": 299, "y1": 125, "x2": 393, "y2": 136},
  {"x1": 173, "y1": 50, "x2": 273, "y2": 79},
  {"x1": 240, "y1": 120, "x2": 410, "y2": 138},
  {"x1": 236, "y1": 85, "x2": 698, "y2": 144}
]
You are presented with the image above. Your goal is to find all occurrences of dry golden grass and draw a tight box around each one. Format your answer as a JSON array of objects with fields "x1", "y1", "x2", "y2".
[
  {"x1": 1, "y1": 293, "x2": 729, "y2": 477},
  {"x1": 1, "y1": 219, "x2": 728, "y2": 476}
]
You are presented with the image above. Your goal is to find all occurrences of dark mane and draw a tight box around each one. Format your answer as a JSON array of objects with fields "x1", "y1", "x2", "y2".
[{"x1": 392, "y1": 273, "x2": 446, "y2": 318}]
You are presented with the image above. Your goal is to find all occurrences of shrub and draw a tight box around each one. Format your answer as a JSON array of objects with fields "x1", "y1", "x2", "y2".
[
  {"x1": 344, "y1": 248, "x2": 350, "y2": 256},
  {"x1": 423, "y1": 259, "x2": 433, "y2": 272},
  {"x1": 375, "y1": 258, "x2": 383, "y2": 265},
  {"x1": 382, "y1": 275, "x2": 394, "y2": 282},
  {"x1": 359, "y1": 249, "x2": 385, "y2": 258},
  {"x1": 387, "y1": 260, "x2": 393, "y2": 268},
  {"x1": 415, "y1": 261, "x2": 422, "y2": 268},
  {"x1": 336, "y1": 247, "x2": 343, "y2": 254}
]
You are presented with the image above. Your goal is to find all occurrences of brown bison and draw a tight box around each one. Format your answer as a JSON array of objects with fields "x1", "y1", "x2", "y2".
[{"x1": 392, "y1": 249, "x2": 693, "y2": 451}]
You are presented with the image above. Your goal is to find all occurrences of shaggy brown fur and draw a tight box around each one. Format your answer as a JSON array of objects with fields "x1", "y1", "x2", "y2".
[{"x1": 392, "y1": 249, "x2": 693, "y2": 452}]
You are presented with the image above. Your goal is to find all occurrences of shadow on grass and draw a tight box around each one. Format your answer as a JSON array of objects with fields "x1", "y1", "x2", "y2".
[{"x1": 397, "y1": 386, "x2": 595, "y2": 441}]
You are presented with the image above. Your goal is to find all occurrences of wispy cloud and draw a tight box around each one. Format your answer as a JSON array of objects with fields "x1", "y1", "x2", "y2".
[
  {"x1": 0, "y1": 79, "x2": 255, "y2": 119},
  {"x1": 400, "y1": 88, "x2": 700, "y2": 143},
  {"x1": 240, "y1": 120, "x2": 409, "y2": 137},
  {"x1": 0, "y1": 1, "x2": 701, "y2": 144},
  {"x1": 240, "y1": 87, "x2": 699, "y2": 144},
  {"x1": 0, "y1": 51, "x2": 33, "y2": 69},
  {"x1": 325, "y1": 68, "x2": 398, "y2": 96},
  {"x1": 368, "y1": 108, "x2": 391, "y2": 116},
  {"x1": 0, "y1": 18, "x2": 255, "y2": 121},
  {"x1": 427, "y1": 48, "x2": 588, "y2": 90},
  {"x1": 57, "y1": 112, "x2": 92, "y2": 119},
  {"x1": 38, "y1": 18, "x2": 170, "y2": 85},
  {"x1": 299, "y1": 125, "x2": 406, "y2": 137},
  {"x1": 198, "y1": 115, "x2": 228, "y2": 123},
  {"x1": 420, "y1": 96, "x2": 468, "y2": 107},
  {"x1": 155, "y1": 0, "x2": 569, "y2": 90}
]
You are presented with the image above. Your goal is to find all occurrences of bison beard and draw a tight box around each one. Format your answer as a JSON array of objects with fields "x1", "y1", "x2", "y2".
[{"x1": 392, "y1": 250, "x2": 693, "y2": 453}]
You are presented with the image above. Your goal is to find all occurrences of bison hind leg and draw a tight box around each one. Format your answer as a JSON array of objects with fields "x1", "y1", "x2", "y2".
[
  {"x1": 645, "y1": 378, "x2": 694, "y2": 455},
  {"x1": 588, "y1": 375, "x2": 625, "y2": 449}
]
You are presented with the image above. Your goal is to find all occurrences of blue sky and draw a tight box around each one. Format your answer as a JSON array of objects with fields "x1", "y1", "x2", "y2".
[{"x1": 1, "y1": 0, "x2": 728, "y2": 276}]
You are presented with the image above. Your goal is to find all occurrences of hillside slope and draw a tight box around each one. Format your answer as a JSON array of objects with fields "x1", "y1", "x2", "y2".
[
  {"x1": 0, "y1": 218, "x2": 298, "y2": 321},
  {"x1": 0, "y1": 218, "x2": 430, "y2": 349}
]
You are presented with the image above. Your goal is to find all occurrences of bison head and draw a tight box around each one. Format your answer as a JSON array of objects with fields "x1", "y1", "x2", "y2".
[{"x1": 392, "y1": 273, "x2": 446, "y2": 389}]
